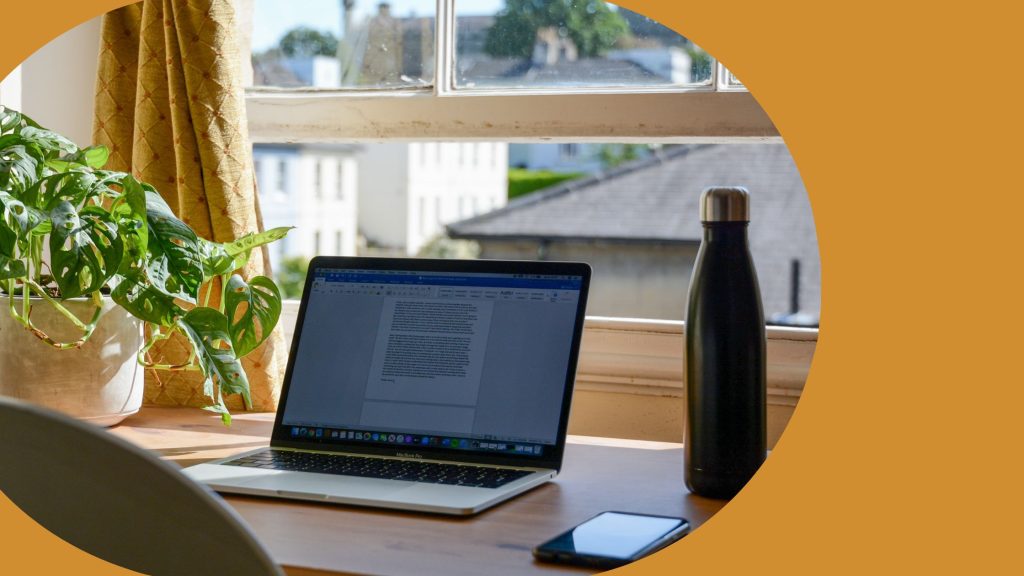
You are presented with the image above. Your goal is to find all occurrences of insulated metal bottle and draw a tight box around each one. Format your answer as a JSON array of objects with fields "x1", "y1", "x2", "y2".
[{"x1": 684, "y1": 186, "x2": 766, "y2": 499}]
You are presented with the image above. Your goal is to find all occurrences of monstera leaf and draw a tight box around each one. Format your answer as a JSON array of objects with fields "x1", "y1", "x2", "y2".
[
  {"x1": 0, "y1": 214, "x2": 14, "y2": 258},
  {"x1": 23, "y1": 171, "x2": 99, "y2": 211},
  {"x1": 50, "y1": 145, "x2": 110, "y2": 171},
  {"x1": 144, "y1": 190, "x2": 203, "y2": 302},
  {"x1": 112, "y1": 175, "x2": 149, "y2": 271},
  {"x1": 18, "y1": 126, "x2": 76, "y2": 155},
  {"x1": 0, "y1": 107, "x2": 26, "y2": 132},
  {"x1": 179, "y1": 308, "x2": 251, "y2": 411},
  {"x1": 0, "y1": 147, "x2": 39, "y2": 192},
  {"x1": 196, "y1": 239, "x2": 236, "y2": 277},
  {"x1": 1, "y1": 191, "x2": 46, "y2": 237},
  {"x1": 49, "y1": 202, "x2": 123, "y2": 299},
  {"x1": 110, "y1": 269, "x2": 179, "y2": 327},
  {"x1": 223, "y1": 227, "x2": 292, "y2": 259},
  {"x1": 197, "y1": 226, "x2": 293, "y2": 278},
  {"x1": 223, "y1": 274, "x2": 282, "y2": 357},
  {"x1": 0, "y1": 255, "x2": 26, "y2": 280}
]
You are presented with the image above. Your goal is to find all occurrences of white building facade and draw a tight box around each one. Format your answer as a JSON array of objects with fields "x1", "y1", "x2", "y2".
[
  {"x1": 253, "y1": 144, "x2": 360, "y2": 271},
  {"x1": 358, "y1": 142, "x2": 508, "y2": 255}
]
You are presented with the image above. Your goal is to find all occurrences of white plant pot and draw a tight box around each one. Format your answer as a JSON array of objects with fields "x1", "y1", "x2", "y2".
[{"x1": 0, "y1": 296, "x2": 144, "y2": 427}]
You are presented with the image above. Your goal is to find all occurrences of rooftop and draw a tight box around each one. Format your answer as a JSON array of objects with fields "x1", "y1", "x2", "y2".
[{"x1": 448, "y1": 143, "x2": 820, "y2": 318}]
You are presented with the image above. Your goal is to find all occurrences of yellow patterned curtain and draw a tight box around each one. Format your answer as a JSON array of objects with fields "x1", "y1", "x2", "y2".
[{"x1": 93, "y1": 0, "x2": 285, "y2": 411}]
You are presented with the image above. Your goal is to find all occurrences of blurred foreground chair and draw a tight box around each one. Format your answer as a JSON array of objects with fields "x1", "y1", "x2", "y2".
[{"x1": 0, "y1": 397, "x2": 283, "y2": 576}]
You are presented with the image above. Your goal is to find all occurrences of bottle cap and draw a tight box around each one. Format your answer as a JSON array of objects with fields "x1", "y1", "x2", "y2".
[{"x1": 700, "y1": 186, "x2": 750, "y2": 222}]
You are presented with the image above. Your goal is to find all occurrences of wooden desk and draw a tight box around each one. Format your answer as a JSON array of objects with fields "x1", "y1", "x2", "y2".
[{"x1": 110, "y1": 408, "x2": 725, "y2": 576}]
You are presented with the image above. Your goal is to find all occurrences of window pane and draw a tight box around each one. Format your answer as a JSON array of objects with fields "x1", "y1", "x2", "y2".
[
  {"x1": 726, "y1": 67, "x2": 745, "y2": 87},
  {"x1": 251, "y1": 0, "x2": 434, "y2": 89},
  {"x1": 455, "y1": 0, "x2": 713, "y2": 90},
  {"x1": 256, "y1": 140, "x2": 818, "y2": 327}
]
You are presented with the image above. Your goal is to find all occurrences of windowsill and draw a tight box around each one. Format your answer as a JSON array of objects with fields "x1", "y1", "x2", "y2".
[
  {"x1": 277, "y1": 301, "x2": 815, "y2": 446},
  {"x1": 576, "y1": 316, "x2": 814, "y2": 402}
]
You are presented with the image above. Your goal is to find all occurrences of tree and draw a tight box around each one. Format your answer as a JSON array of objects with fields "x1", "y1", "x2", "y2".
[
  {"x1": 597, "y1": 144, "x2": 668, "y2": 169},
  {"x1": 275, "y1": 256, "x2": 310, "y2": 300},
  {"x1": 278, "y1": 26, "x2": 339, "y2": 58},
  {"x1": 598, "y1": 144, "x2": 641, "y2": 169},
  {"x1": 416, "y1": 236, "x2": 481, "y2": 259},
  {"x1": 686, "y1": 47, "x2": 713, "y2": 83},
  {"x1": 484, "y1": 0, "x2": 630, "y2": 59}
]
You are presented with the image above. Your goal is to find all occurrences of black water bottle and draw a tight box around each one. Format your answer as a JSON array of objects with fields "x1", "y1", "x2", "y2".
[{"x1": 684, "y1": 186, "x2": 766, "y2": 499}]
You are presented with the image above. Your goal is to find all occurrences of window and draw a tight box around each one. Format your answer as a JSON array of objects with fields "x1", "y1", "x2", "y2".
[
  {"x1": 251, "y1": 0, "x2": 434, "y2": 90},
  {"x1": 244, "y1": 1, "x2": 772, "y2": 141},
  {"x1": 243, "y1": 3, "x2": 808, "y2": 321},
  {"x1": 335, "y1": 230, "x2": 343, "y2": 254},
  {"x1": 244, "y1": 1, "x2": 810, "y2": 443}
]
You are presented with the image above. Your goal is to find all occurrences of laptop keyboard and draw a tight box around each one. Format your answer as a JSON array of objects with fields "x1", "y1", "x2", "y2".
[{"x1": 224, "y1": 450, "x2": 533, "y2": 489}]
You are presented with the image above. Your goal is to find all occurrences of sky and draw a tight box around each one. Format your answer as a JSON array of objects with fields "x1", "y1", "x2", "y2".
[{"x1": 253, "y1": 0, "x2": 505, "y2": 52}]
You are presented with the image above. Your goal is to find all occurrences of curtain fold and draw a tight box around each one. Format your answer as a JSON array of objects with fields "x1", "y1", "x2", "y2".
[{"x1": 93, "y1": 0, "x2": 285, "y2": 411}]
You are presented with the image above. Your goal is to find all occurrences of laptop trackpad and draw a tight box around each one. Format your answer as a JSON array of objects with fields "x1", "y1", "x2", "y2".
[{"x1": 238, "y1": 472, "x2": 415, "y2": 500}]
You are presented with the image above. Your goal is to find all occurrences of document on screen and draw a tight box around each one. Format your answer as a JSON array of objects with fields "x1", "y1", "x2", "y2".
[{"x1": 363, "y1": 298, "x2": 494, "y2": 409}]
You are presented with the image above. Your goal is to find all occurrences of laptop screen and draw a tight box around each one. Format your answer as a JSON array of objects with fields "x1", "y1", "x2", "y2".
[{"x1": 274, "y1": 259, "x2": 589, "y2": 464}]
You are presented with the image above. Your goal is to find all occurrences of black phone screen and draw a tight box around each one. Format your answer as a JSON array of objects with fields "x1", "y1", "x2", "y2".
[{"x1": 536, "y1": 511, "x2": 689, "y2": 563}]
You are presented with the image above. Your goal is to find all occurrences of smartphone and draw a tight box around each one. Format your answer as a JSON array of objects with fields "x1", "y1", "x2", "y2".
[{"x1": 533, "y1": 511, "x2": 690, "y2": 570}]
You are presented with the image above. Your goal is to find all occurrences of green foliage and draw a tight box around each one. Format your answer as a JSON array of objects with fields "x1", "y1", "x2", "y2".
[
  {"x1": 686, "y1": 47, "x2": 713, "y2": 83},
  {"x1": 417, "y1": 236, "x2": 481, "y2": 259},
  {"x1": 279, "y1": 26, "x2": 339, "y2": 58},
  {"x1": 508, "y1": 168, "x2": 582, "y2": 199},
  {"x1": 179, "y1": 308, "x2": 250, "y2": 415},
  {"x1": 0, "y1": 106, "x2": 290, "y2": 423},
  {"x1": 485, "y1": 0, "x2": 630, "y2": 59},
  {"x1": 275, "y1": 256, "x2": 309, "y2": 300},
  {"x1": 224, "y1": 274, "x2": 281, "y2": 358},
  {"x1": 598, "y1": 144, "x2": 643, "y2": 169},
  {"x1": 143, "y1": 189, "x2": 204, "y2": 303}
]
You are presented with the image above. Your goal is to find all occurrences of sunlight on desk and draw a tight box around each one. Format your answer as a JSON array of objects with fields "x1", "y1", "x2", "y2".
[{"x1": 110, "y1": 408, "x2": 725, "y2": 576}]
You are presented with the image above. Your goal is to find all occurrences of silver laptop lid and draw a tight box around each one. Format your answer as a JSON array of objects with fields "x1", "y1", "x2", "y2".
[{"x1": 270, "y1": 257, "x2": 591, "y2": 471}]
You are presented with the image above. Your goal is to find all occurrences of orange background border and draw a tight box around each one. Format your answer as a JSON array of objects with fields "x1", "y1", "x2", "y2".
[{"x1": 2, "y1": 0, "x2": 1016, "y2": 574}]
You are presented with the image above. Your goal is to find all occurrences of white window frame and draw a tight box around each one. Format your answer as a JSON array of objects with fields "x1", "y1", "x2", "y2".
[{"x1": 245, "y1": 0, "x2": 778, "y2": 143}]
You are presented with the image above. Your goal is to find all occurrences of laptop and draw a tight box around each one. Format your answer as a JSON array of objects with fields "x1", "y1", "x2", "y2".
[{"x1": 185, "y1": 256, "x2": 591, "y2": 515}]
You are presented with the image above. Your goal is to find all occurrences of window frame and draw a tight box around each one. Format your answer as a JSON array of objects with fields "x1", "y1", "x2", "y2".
[{"x1": 244, "y1": 0, "x2": 778, "y2": 143}]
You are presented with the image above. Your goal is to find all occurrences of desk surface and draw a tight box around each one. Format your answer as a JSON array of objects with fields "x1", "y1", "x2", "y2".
[{"x1": 110, "y1": 408, "x2": 726, "y2": 576}]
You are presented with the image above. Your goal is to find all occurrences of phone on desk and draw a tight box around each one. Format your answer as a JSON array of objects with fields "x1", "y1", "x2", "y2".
[{"x1": 533, "y1": 511, "x2": 690, "y2": 570}]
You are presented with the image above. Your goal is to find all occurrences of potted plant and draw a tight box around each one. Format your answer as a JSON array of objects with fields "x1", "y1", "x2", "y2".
[{"x1": 0, "y1": 105, "x2": 288, "y2": 425}]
